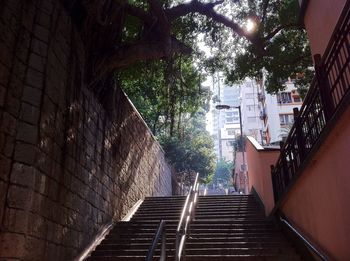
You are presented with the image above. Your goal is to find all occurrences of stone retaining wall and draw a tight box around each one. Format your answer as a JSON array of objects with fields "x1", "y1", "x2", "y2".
[{"x1": 0, "y1": 1, "x2": 172, "y2": 259}]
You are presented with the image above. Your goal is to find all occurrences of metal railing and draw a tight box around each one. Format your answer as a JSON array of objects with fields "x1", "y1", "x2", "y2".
[
  {"x1": 175, "y1": 173, "x2": 199, "y2": 261},
  {"x1": 145, "y1": 173, "x2": 199, "y2": 261},
  {"x1": 271, "y1": 1, "x2": 350, "y2": 203},
  {"x1": 280, "y1": 216, "x2": 328, "y2": 261},
  {"x1": 146, "y1": 220, "x2": 167, "y2": 261}
]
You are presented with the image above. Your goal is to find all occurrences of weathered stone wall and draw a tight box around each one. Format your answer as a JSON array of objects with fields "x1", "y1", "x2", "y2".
[{"x1": 0, "y1": 1, "x2": 172, "y2": 260}]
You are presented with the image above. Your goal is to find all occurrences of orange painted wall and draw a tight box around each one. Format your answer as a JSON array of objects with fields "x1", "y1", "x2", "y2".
[
  {"x1": 303, "y1": 0, "x2": 346, "y2": 57},
  {"x1": 281, "y1": 105, "x2": 350, "y2": 260},
  {"x1": 246, "y1": 138, "x2": 280, "y2": 215}
]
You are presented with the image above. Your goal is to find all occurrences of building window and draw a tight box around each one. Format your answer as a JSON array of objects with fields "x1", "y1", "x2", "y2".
[
  {"x1": 226, "y1": 117, "x2": 234, "y2": 123},
  {"x1": 245, "y1": 93, "x2": 254, "y2": 99},
  {"x1": 277, "y1": 92, "x2": 292, "y2": 104},
  {"x1": 226, "y1": 111, "x2": 239, "y2": 116},
  {"x1": 247, "y1": 105, "x2": 256, "y2": 111},
  {"x1": 226, "y1": 111, "x2": 239, "y2": 124},
  {"x1": 247, "y1": 117, "x2": 256, "y2": 123},
  {"x1": 227, "y1": 129, "x2": 235, "y2": 135},
  {"x1": 226, "y1": 141, "x2": 234, "y2": 146},
  {"x1": 279, "y1": 114, "x2": 294, "y2": 125}
]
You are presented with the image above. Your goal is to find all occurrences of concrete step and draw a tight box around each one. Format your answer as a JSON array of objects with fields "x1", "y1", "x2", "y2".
[
  {"x1": 137, "y1": 208, "x2": 183, "y2": 212},
  {"x1": 90, "y1": 246, "x2": 298, "y2": 257},
  {"x1": 141, "y1": 202, "x2": 184, "y2": 205},
  {"x1": 88, "y1": 195, "x2": 301, "y2": 260},
  {"x1": 144, "y1": 196, "x2": 186, "y2": 200},
  {"x1": 193, "y1": 214, "x2": 266, "y2": 219},
  {"x1": 105, "y1": 231, "x2": 284, "y2": 240},
  {"x1": 120, "y1": 219, "x2": 273, "y2": 225},
  {"x1": 196, "y1": 202, "x2": 261, "y2": 206},
  {"x1": 95, "y1": 241, "x2": 292, "y2": 251},
  {"x1": 112, "y1": 222, "x2": 276, "y2": 230},
  {"x1": 87, "y1": 255, "x2": 301, "y2": 261},
  {"x1": 111, "y1": 225, "x2": 279, "y2": 231},
  {"x1": 195, "y1": 209, "x2": 263, "y2": 212},
  {"x1": 101, "y1": 235, "x2": 290, "y2": 245}
]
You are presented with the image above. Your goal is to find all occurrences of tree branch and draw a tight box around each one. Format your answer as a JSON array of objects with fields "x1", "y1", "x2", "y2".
[
  {"x1": 148, "y1": 0, "x2": 171, "y2": 35},
  {"x1": 263, "y1": 23, "x2": 300, "y2": 41},
  {"x1": 125, "y1": 3, "x2": 153, "y2": 25},
  {"x1": 166, "y1": 0, "x2": 246, "y2": 36},
  {"x1": 261, "y1": 0, "x2": 270, "y2": 24},
  {"x1": 166, "y1": 0, "x2": 265, "y2": 52},
  {"x1": 97, "y1": 37, "x2": 192, "y2": 76}
]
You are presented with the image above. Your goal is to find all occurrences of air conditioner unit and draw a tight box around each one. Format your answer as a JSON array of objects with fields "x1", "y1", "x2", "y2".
[{"x1": 241, "y1": 164, "x2": 247, "y2": 172}]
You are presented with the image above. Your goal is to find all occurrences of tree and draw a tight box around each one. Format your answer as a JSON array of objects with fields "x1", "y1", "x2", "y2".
[
  {"x1": 233, "y1": 134, "x2": 246, "y2": 152},
  {"x1": 212, "y1": 0, "x2": 313, "y2": 93},
  {"x1": 159, "y1": 110, "x2": 216, "y2": 181},
  {"x1": 213, "y1": 159, "x2": 233, "y2": 185},
  {"x1": 68, "y1": 0, "x2": 313, "y2": 94},
  {"x1": 121, "y1": 55, "x2": 210, "y2": 136}
]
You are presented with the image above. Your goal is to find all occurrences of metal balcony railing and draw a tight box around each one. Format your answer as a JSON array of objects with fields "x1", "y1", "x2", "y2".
[{"x1": 271, "y1": 1, "x2": 350, "y2": 203}]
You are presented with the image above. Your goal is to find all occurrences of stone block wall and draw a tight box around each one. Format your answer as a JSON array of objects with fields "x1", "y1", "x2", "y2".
[{"x1": 0, "y1": 1, "x2": 173, "y2": 260}]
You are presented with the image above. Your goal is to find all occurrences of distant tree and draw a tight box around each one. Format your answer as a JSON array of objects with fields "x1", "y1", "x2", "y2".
[
  {"x1": 121, "y1": 55, "x2": 210, "y2": 137},
  {"x1": 159, "y1": 110, "x2": 216, "y2": 181},
  {"x1": 213, "y1": 159, "x2": 233, "y2": 185},
  {"x1": 233, "y1": 134, "x2": 246, "y2": 152}
]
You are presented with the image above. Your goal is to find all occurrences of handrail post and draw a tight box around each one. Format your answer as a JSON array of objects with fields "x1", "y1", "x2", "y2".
[
  {"x1": 270, "y1": 165, "x2": 277, "y2": 203},
  {"x1": 314, "y1": 54, "x2": 335, "y2": 121},
  {"x1": 293, "y1": 108, "x2": 305, "y2": 162},
  {"x1": 160, "y1": 225, "x2": 166, "y2": 261},
  {"x1": 279, "y1": 141, "x2": 289, "y2": 189}
]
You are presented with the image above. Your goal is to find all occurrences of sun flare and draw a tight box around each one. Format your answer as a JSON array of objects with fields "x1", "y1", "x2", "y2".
[{"x1": 246, "y1": 19, "x2": 256, "y2": 32}]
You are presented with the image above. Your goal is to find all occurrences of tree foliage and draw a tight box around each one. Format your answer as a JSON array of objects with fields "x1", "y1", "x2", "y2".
[
  {"x1": 224, "y1": 0, "x2": 313, "y2": 93},
  {"x1": 233, "y1": 134, "x2": 246, "y2": 152},
  {"x1": 159, "y1": 110, "x2": 216, "y2": 180},
  {"x1": 64, "y1": 0, "x2": 314, "y2": 180},
  {"x1": 68, "y1": 0, "x2": 313, "y2": 94},
  {"x1": 120, "y1": 55, "x2": 210, "y2": 136},
  {"x1": 213, "y1": 159, "x2": 233, "y2": 185}
]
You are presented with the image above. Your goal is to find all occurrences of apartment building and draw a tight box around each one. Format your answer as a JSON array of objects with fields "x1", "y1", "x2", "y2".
[
  {"x1": 258, "y1": 78, "x2": 303, "y2": 145},
  {"x1": 210, "y1": 73, "x2": 240, "y2": 161},
  {"x1": 240, "y1": 79, "x2": 263, "y2": 144}
]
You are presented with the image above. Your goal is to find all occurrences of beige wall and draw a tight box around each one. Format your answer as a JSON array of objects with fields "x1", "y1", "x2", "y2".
[
  {"x1": 304, "y1": 0, "x2": 346, "y2": 57},
  {"x1": 281, "y1": 105, "x2": 350, "y2": 260},
  {"x1": 246, "y1": 137, "x2": 279, "y2": 215}
]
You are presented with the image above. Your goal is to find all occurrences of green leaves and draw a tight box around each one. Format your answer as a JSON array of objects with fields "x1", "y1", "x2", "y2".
[
  {"x1": 116, "y1": 0, "x2": 314, "y2": 179},
  {"x1": 159, "y1": 111, "x2": 216, "y2": 180},
  {"x1": 120, "y1": 54, "x2": 208, "y2": 136},
  {"x1": 213, "y1": 159, "x2": 233, "y2": 185},
  {"x1": 224, "y1": 0, "x2": 313, "y2": 94}
]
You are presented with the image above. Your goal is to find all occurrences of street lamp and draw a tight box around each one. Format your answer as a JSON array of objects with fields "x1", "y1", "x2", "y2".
[{"x1": 215, "y1": 104, "x2": 247, "y2": 193}]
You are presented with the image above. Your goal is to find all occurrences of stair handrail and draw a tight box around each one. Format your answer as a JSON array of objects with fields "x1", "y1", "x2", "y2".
[
  {"x1": 279, "y1": 216, "x2": 328, "y2": 261},
  {"x1": 175, "y1": 173, "x2": 199, "y2": 261},
  {"x1": 146, "y1": 220, "x2": 167, "y2": 261}
]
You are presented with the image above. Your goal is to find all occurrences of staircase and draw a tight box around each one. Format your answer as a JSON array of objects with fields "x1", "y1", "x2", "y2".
[
  {"x1": 87, "y1": 196, "x2": 185, "y2": 260},
  {"x1": 87, "y1": 195, "x2": 302, "y2": 260},
  {"x1": 186, "y1": 195, "x2": 301, "y2": 260}
]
